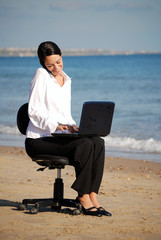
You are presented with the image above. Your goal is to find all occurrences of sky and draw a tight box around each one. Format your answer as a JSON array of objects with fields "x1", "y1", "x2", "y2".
[{"x1": 0, "y1": 0, "x2": 161, "y2": 51}]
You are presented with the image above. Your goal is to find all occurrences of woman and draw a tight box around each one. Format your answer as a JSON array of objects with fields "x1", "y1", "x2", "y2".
[{"x1": 25, "y1": 41, "x2": 111, "y2": 217}]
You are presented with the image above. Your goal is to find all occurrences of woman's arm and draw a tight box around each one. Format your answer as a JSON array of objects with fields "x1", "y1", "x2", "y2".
[{"x1": 28, "y1": 68, "x2": 58, "y2": 133}]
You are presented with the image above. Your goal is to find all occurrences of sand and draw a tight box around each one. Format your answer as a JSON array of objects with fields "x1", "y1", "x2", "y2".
[{"x1": 0, "y1": 145, "x2": 161, "y2": 240}]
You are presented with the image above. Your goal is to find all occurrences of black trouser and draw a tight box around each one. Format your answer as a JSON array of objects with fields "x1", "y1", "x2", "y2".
[{"x1": 25, "y1": 136, "x2": 105, "y2": 196}]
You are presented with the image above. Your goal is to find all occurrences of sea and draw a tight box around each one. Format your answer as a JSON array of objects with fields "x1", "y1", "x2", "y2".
[{"x1": 0, "y1": 54, "x2": 161, "y2": 163}]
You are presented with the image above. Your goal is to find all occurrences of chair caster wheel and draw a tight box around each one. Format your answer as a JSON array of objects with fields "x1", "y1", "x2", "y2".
[
  {"x1": 72, "y1": 209, "x2": 81, "y2": 215},
  {"x1": 77, "y1": 203, "x2": 82, "y2": 211},
  {"x1": 18, "y1": 203, "x2": 26, "y2": 211},
  {"x1": 30, "y1": 207, "x2": 39, "y2": 214},
  {"x1": 60, "y1": 208, "x2": 72, "y2": 214}
]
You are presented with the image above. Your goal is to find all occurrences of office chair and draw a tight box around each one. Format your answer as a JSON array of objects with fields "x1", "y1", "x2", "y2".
[{"x1": 17, "y1": 103, "x2": 82, "y2": 215}]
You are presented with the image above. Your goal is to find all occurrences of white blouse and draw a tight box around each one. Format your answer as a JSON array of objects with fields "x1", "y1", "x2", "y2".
[{"x1": 26, "y1": 68, "x2": 76, "y2": 139}]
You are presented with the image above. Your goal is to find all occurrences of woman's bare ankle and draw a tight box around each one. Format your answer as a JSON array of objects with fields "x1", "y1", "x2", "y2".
[
  {"x1": 78, "y1": 194, "x2": 95, "y2": 210},
  {"x1": 89, "y1": 192, "x2": 101, "y2": 208}
]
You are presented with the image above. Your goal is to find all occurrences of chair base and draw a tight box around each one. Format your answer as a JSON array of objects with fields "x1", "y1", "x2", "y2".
[
  {"x1": 17, "y1": 177, "x2": 82, "y2": 215},
  {"x1": 18, "y1": 198, "x2": 82, "y2": 214}
]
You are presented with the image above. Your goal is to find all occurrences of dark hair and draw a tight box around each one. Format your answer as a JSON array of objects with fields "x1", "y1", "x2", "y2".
[{"x1": 37, "y1": 41, "x2": 62, "y2": 68}]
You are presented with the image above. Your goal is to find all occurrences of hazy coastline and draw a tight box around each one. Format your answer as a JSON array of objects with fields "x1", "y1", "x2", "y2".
[{"x1": 0, "y1": 48, "x2": 160, "y2": 57}]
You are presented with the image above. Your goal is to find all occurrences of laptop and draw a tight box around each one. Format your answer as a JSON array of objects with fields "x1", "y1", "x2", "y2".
[{"x1": 51, "y1": 101, "x2": 115, "y2": 138}]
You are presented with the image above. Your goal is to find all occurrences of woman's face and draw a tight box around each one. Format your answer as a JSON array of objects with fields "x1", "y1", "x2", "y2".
[{"x1": 44, "y1": 54, "x2": 63, "y2": 77}]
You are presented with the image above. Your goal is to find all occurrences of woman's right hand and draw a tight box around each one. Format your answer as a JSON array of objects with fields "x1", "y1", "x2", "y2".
[
  {"x1": 56, "y1": 124, "x2": 69, "y2": 132},
  {"x1": 56, "y1": 124, "x2": 79, "y2": 133}
]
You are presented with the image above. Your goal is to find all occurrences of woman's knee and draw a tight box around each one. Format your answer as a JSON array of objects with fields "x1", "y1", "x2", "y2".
[
  {"x1": 74, "y1": 138, "x2": 94, "y2": 161},
  {"x1": 91, "y1": 137, "x2": 104, "y2": 149},
  {"x1": 79, "y1": 138, "x2": 94, "y2": 152}
]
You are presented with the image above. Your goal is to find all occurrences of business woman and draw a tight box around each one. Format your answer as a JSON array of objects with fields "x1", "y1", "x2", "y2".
[{"x1": 25, "y1": 41, "x2": 112, "y2": 217}]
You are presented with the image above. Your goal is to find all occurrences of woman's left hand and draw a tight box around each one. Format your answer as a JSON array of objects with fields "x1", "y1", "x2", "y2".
[{"x1": 67, "y1": 125, "x2": 79, "y2": 133}]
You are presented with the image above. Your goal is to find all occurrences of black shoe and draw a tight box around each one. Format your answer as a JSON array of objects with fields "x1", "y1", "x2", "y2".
[
  {"x1": 82, "y1": 206, "x2": 102, "y2": 217},
  {"x1": 97, "y1": 207, "x2": 112, "y2": 216}
]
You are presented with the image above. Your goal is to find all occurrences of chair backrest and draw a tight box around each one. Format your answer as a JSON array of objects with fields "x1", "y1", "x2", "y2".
[{"x1": 17, "y1": 103, "x2": 29, "y2": 135}]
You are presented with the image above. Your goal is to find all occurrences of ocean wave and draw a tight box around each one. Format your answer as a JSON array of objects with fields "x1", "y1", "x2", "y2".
[
  {"x1": 0, "y1": 125, "x2": 19, "y2": 135},
  {"x1": 103, "y1": 136, "x2": 161, "y2": 153},
  {"x1": 0, "y1": 124, "x2": 161, "y2": 153}
]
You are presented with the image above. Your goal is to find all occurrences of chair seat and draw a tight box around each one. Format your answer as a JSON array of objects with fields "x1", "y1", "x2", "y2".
[{"x1": 32, "y1": 155, "x2": 69, "y2": 167}]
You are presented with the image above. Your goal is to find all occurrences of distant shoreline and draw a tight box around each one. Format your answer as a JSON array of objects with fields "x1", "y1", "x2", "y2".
[{"x1": 0, "y1": 48, "x2": 160, "y2": 57}]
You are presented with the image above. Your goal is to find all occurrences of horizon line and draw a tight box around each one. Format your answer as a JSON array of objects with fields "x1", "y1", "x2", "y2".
[{"x1": 0, "y1": 47, "x2": 161, "y2": 57}]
